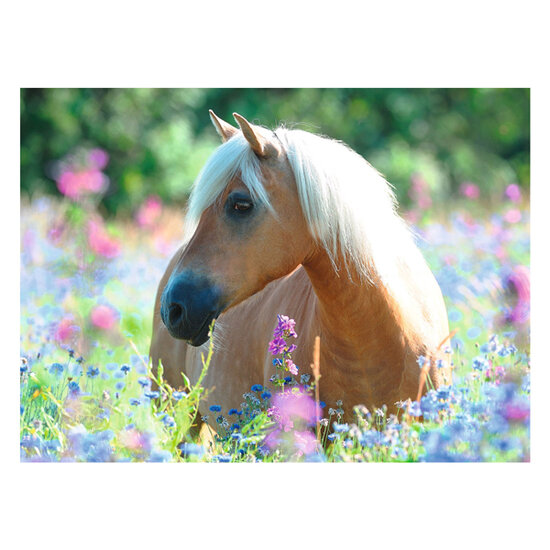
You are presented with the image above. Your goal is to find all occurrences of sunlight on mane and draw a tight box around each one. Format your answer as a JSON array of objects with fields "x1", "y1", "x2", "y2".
[{"x1": 184, "y1": 124, "x2": 427, "y2": 315}]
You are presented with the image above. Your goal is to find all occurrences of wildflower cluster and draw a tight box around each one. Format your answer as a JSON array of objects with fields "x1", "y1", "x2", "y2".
[
  {"x1": 269, "y1": 315, "x2": 299, "y2": 388},
  {"x1": 20, "y1": 180, "x2": 530, "y2": 462}
]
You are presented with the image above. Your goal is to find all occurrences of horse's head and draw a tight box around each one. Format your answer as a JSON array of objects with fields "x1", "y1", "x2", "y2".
[{"x1": 160, "y1": 111, "x2": 312, "y2": 345}]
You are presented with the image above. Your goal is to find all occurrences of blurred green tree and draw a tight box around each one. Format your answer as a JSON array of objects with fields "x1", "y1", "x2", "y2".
[{"x1": 20, "y1": 88, "x2": 529, "y2": 214}]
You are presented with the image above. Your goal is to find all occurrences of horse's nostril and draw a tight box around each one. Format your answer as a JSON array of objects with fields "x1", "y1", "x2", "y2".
[{"x1": 168, "y1": 303, "x2": 184, "y2": 326}]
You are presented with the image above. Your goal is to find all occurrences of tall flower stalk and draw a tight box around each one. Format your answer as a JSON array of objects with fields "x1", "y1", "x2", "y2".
[{"x1": 268, "y1": 315, "x2": 299, "y2": 388}]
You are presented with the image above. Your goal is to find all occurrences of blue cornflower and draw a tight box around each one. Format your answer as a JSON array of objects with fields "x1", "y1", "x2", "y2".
[
  {"x1": 472, "y1": 356, "x2": 489, "y2": 371},
  {"x1": 144, "y1": 391, "x2": 160, "y2": 399},
  {"x1": 129, "y1": 398, "x2": 141, "y2": 406},
  {"x1": 272, "y1": 358, "x2": 282, "y2": 367},
  {"x1": 172, "y1": 391, "x2": 186, "y2": 401},
  {"x1": 436, "y1": 359, "x2": 445, "y2": 369},
  {"x1": 179, "y1": 443, "x2": 205, "y2": 457},
  {"x1": 261, "y1": 391, "x2": 272, "y2": 400},
  {"x1": 138, "y1": 376, "x2": 151, "y2": 388},
  {"x1": 68, "y1": 381, "x2": 81, "y2": 395},
  {"x1": 251, "y1": 384, "x2": 263, "y2": 392},
  {"x1": 67, "y1": 427, "x2": 114, "y2": 462},
  {"x1": 209, "y1": 405, "x2": 222, "y2": 412},
  {"x1": 417, "y1": 356, "x2": 429, "y2": 368},
  {"x1": 408, "y1": 401, "x2": 422, "y2": 417},
  {"x1": 120, "y1": 364, "x2": 131, "y2": 374},
  {"x1": 162, "y1": 415, "x2": 176, "y2": 428},
  {"x1": 231, "y1": 432, "x2": 243, "y2": 442},
  {"x1": 231, "y1": 423, "x2": 241, "y2": 431},
  {"x1": 327, "y1": 433, "x2": 338, "y2": 441},
  {"x1": 436, "y1": 386, "x2": 451, "y2": 400},
  {"x1": 148, "y1": 450, "x2": 172, "y2": 462},
  {"x1": 115, "y1": 381, "x2": 125, "y2": 391},
  {"x1": 333, "y1": 422, "x2": 350, "y2": 433},
  {"x1": 213, "y1": 454, "x2": 232, "y2": 462},
  {"x1": 49, "y1": 362, "x2": 65, "y2": 376},
  {"x1": 86, "y1": 366, "x2": 100, "y2": 378},
  {"x1": 216, "y1": 415, "x2": 224, "y2": 424},
  {"x1": 300, "y1": 374, "x2": 311, "y2": 384},
  {"x1": 228, "y1": 408, "x2": 238, "y2": 415}
]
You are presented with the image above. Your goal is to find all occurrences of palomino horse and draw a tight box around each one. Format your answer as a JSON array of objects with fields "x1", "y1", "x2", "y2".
[{"x1": 150, "y1": 111, "x2": 451, "y2": 424}]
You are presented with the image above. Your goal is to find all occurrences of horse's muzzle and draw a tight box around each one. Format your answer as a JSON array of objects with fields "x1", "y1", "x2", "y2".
[{"x1": 160, "y1": 271, "x2": 224, "y2": 346}]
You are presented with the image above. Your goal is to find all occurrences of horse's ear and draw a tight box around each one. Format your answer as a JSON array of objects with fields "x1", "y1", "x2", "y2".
[
  {"x1": 209, "y1": 110, "x2": 238, "y2": 142},
  {"x1": 233, "y1": 113, "x2": 270, "y2": 157}
]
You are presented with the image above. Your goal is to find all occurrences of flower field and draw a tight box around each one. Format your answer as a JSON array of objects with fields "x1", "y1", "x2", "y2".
[{"x1": 19, "y1": 150, "x2": 530, "y2": 462}]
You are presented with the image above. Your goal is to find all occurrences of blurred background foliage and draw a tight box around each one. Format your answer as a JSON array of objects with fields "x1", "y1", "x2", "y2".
[{"x1": 20, "y1": 88, "x2": 529, "y2": 215}]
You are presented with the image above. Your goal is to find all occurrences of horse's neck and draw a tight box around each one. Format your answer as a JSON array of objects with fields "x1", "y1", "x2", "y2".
[{"x1": 303, "y1": 249, "x2": 414, "y2": 361}]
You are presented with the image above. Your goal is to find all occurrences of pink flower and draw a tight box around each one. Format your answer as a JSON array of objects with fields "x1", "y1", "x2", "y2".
[
  {"x1": 136, "y1": 196, "x2": 162, "y2": 228},
  {"x1": 87, "y1": 219, "x2": 121, "y2": 258},
  {"x1": 504, "y1": 265, "x2": 530, "y2": 324},
  {"x1": 272, "y1": 390, "x2": 319, "y2": 426},
  {"x1": 417, "y1": 195, "x2": 432, "y2": 209},
  {"x1": 504, "y1": 183, "x2": 522, "y2": 203},
  {"x1": 56, "y1": 169, "x2": 108, "y2": 200},
  {"x1": 90, "y1": 304, "x2": 118, "y2": 330},
  {"x1": 459, "y1": 182, "x2": 480, "y2": 200},
  {"x1": 293, "y1": 430, "x2": 318, "y2": 455},
  {"x1": 54, "y1": 317, "x2": 80, "y2": 343},
  {"x1": 287, "y1": 360, "x2": 298, "y2": 376},
  {"x1": 503, "y1": 208, "x2": 522, "y2": 224},
  {"x1": 48, "y1": 222, "x2": 65, "y2": 243},
  {"x1": 503, "y1": 403, "x2": 530, "y2": 423},
  {"x1": 119, "y1": 429, "x2": 153, "y2": 453}
]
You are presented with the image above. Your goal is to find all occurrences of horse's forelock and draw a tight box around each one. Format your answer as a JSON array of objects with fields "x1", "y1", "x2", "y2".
[{"x1": 184, "y1": 134, "x2": 274, "y2": 240}]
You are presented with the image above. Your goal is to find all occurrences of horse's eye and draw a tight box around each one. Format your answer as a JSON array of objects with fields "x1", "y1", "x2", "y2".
[{"x1": 233, "y1": 199, "x2": 253, "y2": 212}]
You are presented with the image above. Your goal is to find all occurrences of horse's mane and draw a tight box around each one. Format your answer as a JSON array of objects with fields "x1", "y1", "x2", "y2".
[{"x1": 185, "y1": 125, "x2": 425, "y2": 294}]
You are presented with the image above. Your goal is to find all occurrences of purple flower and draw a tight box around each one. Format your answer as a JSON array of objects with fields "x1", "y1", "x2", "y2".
[
  {"x1": 268, "y1": 337, "x2": 287, "y2": 356},
  {"x1": 274, "y1": 314, "x2": 298, "y2": 338},
  {"x1": 88, "y1": 148, "x2": 109, "y2": 170}
]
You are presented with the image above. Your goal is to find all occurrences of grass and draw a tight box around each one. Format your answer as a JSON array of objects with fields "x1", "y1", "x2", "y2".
[{"x1": 19, "y1": 193, "x2": 530, "y2": 462}]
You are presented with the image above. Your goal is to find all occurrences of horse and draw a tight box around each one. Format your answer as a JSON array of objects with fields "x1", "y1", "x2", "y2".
[{"x1": 149, "y1": 111, "x2": 451, "y2": 427}]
